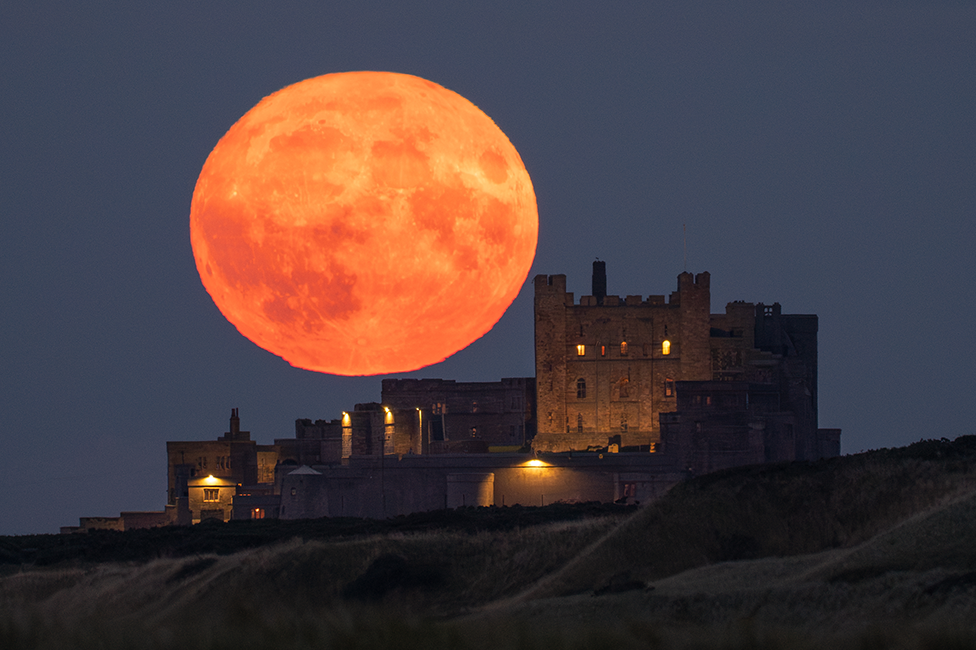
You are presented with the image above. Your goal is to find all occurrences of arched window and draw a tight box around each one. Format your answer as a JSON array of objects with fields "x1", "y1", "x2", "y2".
[
  {"x1": 577, "y1": 413, "x2": 583, "y2": 433},
  {"x1": 576, "y1": 378, "x2": 587, "y2": 399},
  {"x1": 620, "y1": 341, "x2": 628, "y2": 356},
  {"x1": 619, "y1": 377, "x2": 630, "y2": 398},
  {"x1": 662, "y1": 340, "x2": 671, "y2": 355}
]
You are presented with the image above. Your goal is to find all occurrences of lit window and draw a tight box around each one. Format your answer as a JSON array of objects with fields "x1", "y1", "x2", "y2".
[
  {"x1": 577, "y1": 378, "x2": 587, "y2": 399},
  {"x1": 251, "y1": 507, "x2": 265, "y2": 520},
  {"x1": 203, "y1": 489, "x2": 219, "y2": 502},
  {"x1": 601, "y1": 345, "x2": 606, "y2": 357},
  {"x1": 665, "y1": 378, "x2": 675, "y2": 397},
  {"x1": 620, "y1": 341, "x2": 628, "y2": 356},
  {"x1": 576, "y1": 344, "x2": 586, "y2": 356},
  {"x1": 662, "y1": 340, "x2": 671, "y2": 355}
]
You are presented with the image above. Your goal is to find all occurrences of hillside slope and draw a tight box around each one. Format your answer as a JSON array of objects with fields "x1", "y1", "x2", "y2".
[
  {"x1": 509, "y1": 436, "x2": 976, "y2": 602},
  {"x1": 4, "y1": 437, "x2": 976, "y2": 649}
]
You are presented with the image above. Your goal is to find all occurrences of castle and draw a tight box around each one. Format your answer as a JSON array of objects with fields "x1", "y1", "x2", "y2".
[{"x1": 63, "y1": 265, "x2": 839, "y2": 531}]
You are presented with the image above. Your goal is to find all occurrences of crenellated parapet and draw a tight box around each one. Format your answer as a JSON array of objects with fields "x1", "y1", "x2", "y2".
[{"x1": 533, "y1": 263, "x2": 713, "y2": 453}]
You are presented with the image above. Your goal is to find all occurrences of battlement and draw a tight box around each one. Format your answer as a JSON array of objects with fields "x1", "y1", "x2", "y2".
[
  {"x1": 678, "y1": 271, "x2": 710, "y2": 291},
  {"x1": 575, "y1": 293, "x2": 674, "y2": 307},
  {"x1": 536, "y1": 265, "x2": 708, "y2": 308},
  {"x1": 533, "y1": 274, "x2": 567, "y2": 294}
]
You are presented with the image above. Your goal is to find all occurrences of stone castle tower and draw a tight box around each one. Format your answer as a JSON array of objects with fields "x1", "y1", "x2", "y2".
[{"x1": 534, "y1": 263, "x2": 713, "y2": 452}]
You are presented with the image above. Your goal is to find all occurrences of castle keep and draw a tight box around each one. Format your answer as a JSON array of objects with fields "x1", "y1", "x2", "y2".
[
  {"x1": 533, "y1": 263, "x2": 837, "y2": 471},
  {"x1": 63, "y1": 265, "x2": 840, "y2": 531}
]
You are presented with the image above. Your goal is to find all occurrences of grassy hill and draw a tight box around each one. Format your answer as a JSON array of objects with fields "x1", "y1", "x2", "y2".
[{"x1": 4, "y1": 437, "x2": 976, "y2": 649}]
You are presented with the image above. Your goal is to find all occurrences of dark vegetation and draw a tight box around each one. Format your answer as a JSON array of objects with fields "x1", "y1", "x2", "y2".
[
  {"x1": 4, "y1": 436, "x2": 976, "y2": 649},
  {"x1": 521, "y1": 436, "x2": 976, "y2": 599},
  {"x1": 0, "y1": 501, "x2": 636, "y2": 568}
]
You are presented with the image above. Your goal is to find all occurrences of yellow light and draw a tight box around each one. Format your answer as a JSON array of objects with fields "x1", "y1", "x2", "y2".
[
  {"x1": 204, "y1": 474, "x2": 219, "y2": 485},
  {"x1": 662, "y1": 340, "x2": 671, "y2": 355},
  {"x1": 524, "y1": 459, "x2": 548, "y2": 468},
  {"x1": 576, "y1": 344, "x2": 585, "y2": 356}
]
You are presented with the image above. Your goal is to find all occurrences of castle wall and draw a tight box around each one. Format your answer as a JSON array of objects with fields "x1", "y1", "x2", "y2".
[
  {"x1": 382, "y1": 377, "x2": 535, "y2": 447},
  {"x1": 277, "y1": 454, "x2": 685, "y2": 520},
  {"x1": 533, "y1": 270, "x2": 712, "y2": 452}
]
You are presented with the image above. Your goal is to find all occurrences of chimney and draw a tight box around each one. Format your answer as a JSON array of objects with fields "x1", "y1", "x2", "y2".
[{"x1": 592, "y1": 260, "x2": 607, "y2": 305}]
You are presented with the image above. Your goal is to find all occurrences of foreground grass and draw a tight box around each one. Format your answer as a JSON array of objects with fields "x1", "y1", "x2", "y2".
[
  {"x1": 4, "y1": 602, "x2": 976, "y2": 650},
  {"x1": 4, "y1": 437, "x2": 976, "y2": 649}
]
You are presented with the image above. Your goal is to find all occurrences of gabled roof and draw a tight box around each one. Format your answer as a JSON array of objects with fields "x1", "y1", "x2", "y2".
[{"x1": 288, "y1": 465, "x2": 322, "y2": 475}]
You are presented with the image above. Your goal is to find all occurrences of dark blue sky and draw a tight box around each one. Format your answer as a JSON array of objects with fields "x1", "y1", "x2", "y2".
[{"x1": 2, "y1": 2, "x2": 974, "y2": 535}]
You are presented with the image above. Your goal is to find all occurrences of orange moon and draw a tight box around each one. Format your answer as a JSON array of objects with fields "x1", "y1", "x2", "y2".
[{"x1": 189, "y1": 71, "x2": 538, "y2": 376}]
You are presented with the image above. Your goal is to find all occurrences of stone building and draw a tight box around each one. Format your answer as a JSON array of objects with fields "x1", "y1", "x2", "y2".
[
  {"x1": 381, "y1": 377, "x2": 536, "y2": 451},
  {"x1": 534, "y1": 264, "x2": 712, "y2": 452},
  {"x1": 533, "y1": 263, "x2": 836, "y2": 465},
  {"x1": 63, "y1": 264, "x2": 840, "y2": 532},
  {"x1": 166, "y1": 408, "x2": 278, "y2": 523}
]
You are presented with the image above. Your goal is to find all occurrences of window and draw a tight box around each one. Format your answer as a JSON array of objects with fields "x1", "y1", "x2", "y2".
[
  {"x1": 577, "y1": 413, "x2": 583, "y2": 433},
  {"x1": 662, "y1": 340, "x2": 671, "y2": 355},
  {"x1": 576, "y1": 344, "x2": 586, "y2": 356},
  {"x1": 577, "y1": 378, "x2": 587, "y2": 399},
  {"x1": 665, "y1": 378, "x2": 675, "y2": 397},
  {"x1": 620, "y1": 413, "x2": 628, "y2": 432},
  {"x1": 203, "y1": 489, "x2": 219, "y2": 502},
  {"x1": 619, "y1": 378, "x2": 629, "y2": 398},
  {"x1": 601, "y1": 345, "x2": 606, "y2": 357},
  {"x1": 251, "y1": 507, "x2": 265, "y2": 520},
  {"x1": 620, "y1": 341, "x2": 628, "y2": 356}
]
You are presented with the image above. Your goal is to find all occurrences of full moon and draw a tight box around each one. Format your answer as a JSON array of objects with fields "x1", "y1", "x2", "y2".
[{"x1": 190, "y1": 71, "x2": 538, "y2": 376}]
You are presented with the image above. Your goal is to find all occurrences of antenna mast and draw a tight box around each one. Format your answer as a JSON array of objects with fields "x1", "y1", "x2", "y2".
[{"x1": 683, "y1": 222, "x2": 687, "y2": 271}]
